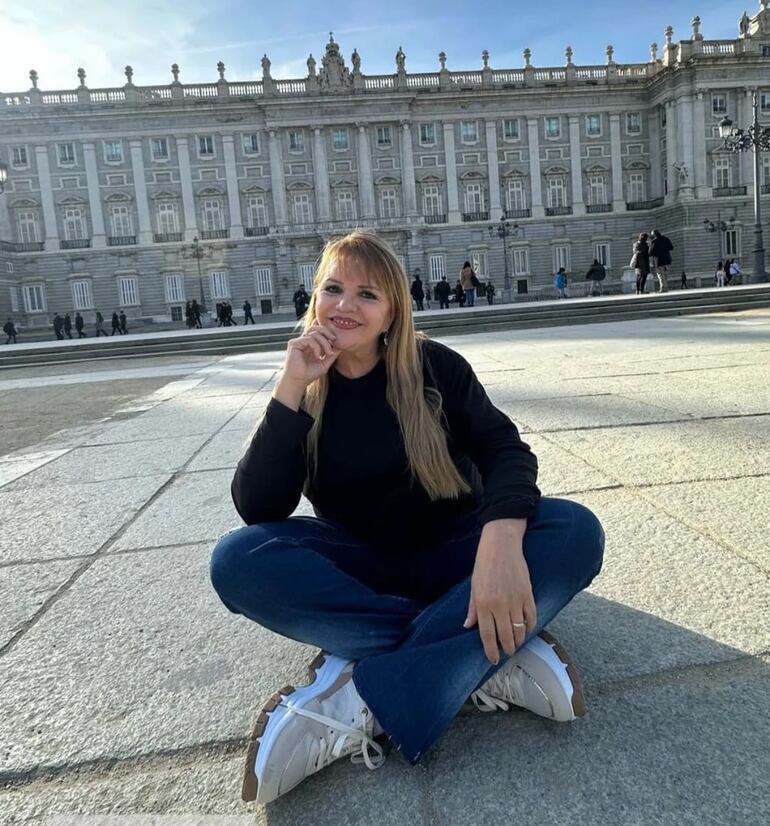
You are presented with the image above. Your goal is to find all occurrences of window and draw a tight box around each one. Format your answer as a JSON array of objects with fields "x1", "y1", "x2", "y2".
[
  {"x1": 506, "y1": 180, "x2": 527, "y2": 211},
  {"x1": 157, "y1": 202, "x2": 179, "y2": 233},
  {"x1": 761, "y1": 93, "x2": 770, "y2": 114},
  {"x1": 428, "y1": 254, "x2": 445, "y2": 282},
  {"x1": 210, "y1": 271, "x2": 229, "y2": 300},
  {"x1": 63, "y1": 207, "x2": 86, "y2": 240},
  {"x1": 242, "y1": 133, "x2": 260, "y2": 154},
  {"x1": 594, "y1": 242, "x2": 611, "y2": 267},
  {"x1": 288, "y1": 131, "x2": 305, "y2": 152},
  {"x1": 332, "y1": 129, "x2": 349, "y2": 150},
  {"x1": 725, "y1": 228, "x2": 740, "y2": 257},
  {"x1": 660, "y1": 107, "x2": 667, "y2": 128},
  {"x1": 165, "y1": 274, "x2": 184, "y2": 303},
  {"x1": 247, "y1": 195, "x2": 268, "y2": 227},
  {"x1": 299, "y1": 263, "x2": 315, "y2": 290},
  {"x1": 420, "y1": 124, "x2": 435, "y2": 145},
  {"x1": 10, "y1": 286, "x2": 20, "y2": 313},
  {"x1": 198, "y1": 135, "x2": 214, "y2": 157},
  {"x1": 71, "y1": 279, "x2": 93, "y2": 310},
  {"x1": 712, "y1": 94, "x2": 727, "y2": 115},
  {"x1": 553, "y1": 244, "x2": 571, "y2": 272},
  {"x1": 110, "y1": 205, "x2": 133, "y2": 237},
  {"x1": 512, "y1": 248, "x2": 529, "y2": 276},
  {"x1": 255, "y1": 266, "x2": 273, "y2": 297},
  {"x1": 104, "y1": 140, "x2": 123, "y2": 163},
  {"x1": 762, "y1": 156, "x2": 770, "y2": 187},
  {"x1": 547, "y1": 177, "x2": 567, "y2": 208},
  {"x1": 202, "y1": 198, "x2": 224, "y2": 231},
  {"x1": 587, "y1": 174, "x2": 607, "y2": 205},
  {"x1": 545, "y1": 117, "x2": 561, "y2": 139},
  {"x1": 58, "y1": 143, "x2": 75, "y2": 165},
  {"x1": 586, "y1": 115, "x2": 602, "y2": 137},
  {"x1": 11, "y1": 146, "x2": 28, "y2": 168},
  {"x1": 503, "y1": 119, "x2": 520, "y2": 140},
  {"x1": 17, "y1": 211, "x2": 40, "y2": 243},
  {"x1": 626, "y1": 113, "x2": 642, "y2": 135},
  {"x1": 293, "y1": 193, "x2": 313, "y2": 224},
  {"x1": 379, "y1": 188, "x2": 400, "y2": 218},
  {"x1": 118, "y1": 276, "x2": 139, "y2": 306},
  {"x1": 713, "y1": 157, "x2": 731, "y2": 189},
  {"x1": 23, "y1": 284, "x2": 46, "y2": 313},
  {"x1": 376, "y1": 126, "x2": 392, "y2": 148},
  {"x1": 470, "y1": 250, "x2": 488, "y2": 278},
  {"x1": 461, "y1": 121, "x2": 478, "y2": 143},
  {"x1": 336, "y1": 190, "x2": 357, "y2": 221},
  {"x1": 464, "y1": 183, "x2": 485, "y2": 213},
  {"x1": 627, "y1": 172, "x2": 646, "y2": 203},
  {"x1": 422, "y1": 185, "x2": 441, "y2": 216},
  {"x1": 151, "y1": 138, "x2": 169, "y2": 160}
]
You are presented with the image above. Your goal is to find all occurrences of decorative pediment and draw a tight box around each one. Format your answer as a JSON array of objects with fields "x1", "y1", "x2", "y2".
[
  {"x1": 374, "y1": 175, "x2": 401, "y2": 186},
  {"x1": 544, "y1": 165, "x2": 568, "y2": 176},
  {"x1": 9, "y1": 197, "x2": 40, "y2": 209},
  {"x1": 624, "y1": 160, "x2": 650, "y2": 170},
  {"x1": 417, "y1": 173, "x2": 443, "y2": 183},
  {"x1": 196, "y1": 186, "x2": 225, "y2": 197},
  {"x1": 242, "y1": 183, "x2": 270, "y2": 194},
  {"x1": 329, "y1": 177, "x2": 357, "y2": 188},
  {"x1": 56, "y1": 195, "x2": 87, "y2": 206},
  {"x1": 459, "y1": 170, "x2": 486, "y2": 180},
  {"x1": 104, "y1": 191, "x2": 133, "y2": 203},
  {"x1": 150, "y1": 190, "x2": 179, "y2": 200},
  {"x1": 586, "y1": 164, "x2": 608, "y2": 173},
  {"x1": 501, "y1": 167, "x2": 527, "y2": 178},
  {"x1": 287, "y1": 180, "x2": 313, "y2": 191}
]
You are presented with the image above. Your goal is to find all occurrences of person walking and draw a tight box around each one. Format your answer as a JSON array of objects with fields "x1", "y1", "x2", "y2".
[
  {"x1": 680, "y1": 271, "x2": 688, "y2": 290},
  {"x1": 209, "y1": 230, "x2": 605, "y2": 805},
  {"x1": 649, "y1": 229, "x2": 673, "y2": 293},
  {"x1": 74, "y1": 312, "x2": 86, "y2": 338},
  {"x1": 293, "y1": 285, "x2": 310, "y2": 320},
  {"x1": 226, "y1": 303, "x2": 238, "y2": 325},
  {"x1": 63, "y1": 313, "x2": 73, "y2": 339},
  {"x1": 95, "y1": 311, "x2": 108, "y2": 337},
  {"x1": 454, "y1": 280, "x2": 466, "y2": 307},
  {"x1": 119, "y1": 310, "x2": 128, "y2": 335},
  {"x1": 410, "y1": 274, "x2": 425, "y2": 311},
  {"x1": 185, "y1": 301, "x2": 195, "y2": 329},
  {"x1": 715, "y1": 261, "x2": 726, "y2": 288},
  {"x1": 424, "y1": 284, "x2": 432, "y2": 310},
  {"x1": 485, "y1": 281, "x2": 496, "y2": 305},
  {"x1": 3, "y1": 318, "x2": 18, "y2": 344},
  {"x1": 243, "y1": 300, "x2": 255, "y2": 324},
  {"x1": 553, "y1": 267, "x2": 568, "y2": 299},
  {"x1": 111, "y1": 311, "x2": 121, "y2": 335},
  {"x1": 729, "y1": 259, "x2": 741, "y2": 285},
  {"x1": 584, "y1": 259, "x2": 606, "y2": 296},
  {"x1": 191, "y1": 299, "x2": 203, "y2": 328},
  {"x1": 434, "y1": 276, "x2": 451, "y2": 309},
  {"x1": 460, "y1": 261, "x2": 478, "y2": 307},
  {"x1": 631, "y1": 233, "x2": 651, "y2": 294}
]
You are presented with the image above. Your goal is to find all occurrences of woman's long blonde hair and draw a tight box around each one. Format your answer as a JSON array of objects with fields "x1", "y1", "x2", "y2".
[{"x1": 300, "y1": 230, "x2": 471, "y2": 501}]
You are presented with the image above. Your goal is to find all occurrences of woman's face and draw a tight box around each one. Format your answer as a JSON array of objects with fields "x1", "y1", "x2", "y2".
[{"x1": 315, "y1": 260, "x2": 394, "y2": 359}]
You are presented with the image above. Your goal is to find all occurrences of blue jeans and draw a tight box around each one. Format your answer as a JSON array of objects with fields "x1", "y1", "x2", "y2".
[
  {"x1": 465, "y1": 288, "x2": 476, "y2": 307},
  {"x1": 210, "y1": 497, "x2": 604, "y2": 764}
]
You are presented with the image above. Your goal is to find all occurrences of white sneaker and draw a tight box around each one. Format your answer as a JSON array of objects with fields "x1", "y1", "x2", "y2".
[
  {"x1": 242, "y1": 651, "x2": 384, "y2": 804},
  {"x1": 471, "y1": 631, "x2": 587, "y2": 722}
]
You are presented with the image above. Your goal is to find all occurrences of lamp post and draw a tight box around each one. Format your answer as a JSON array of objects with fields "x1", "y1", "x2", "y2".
[
  {"x1": 703, "y1": 214, "x2": 736, "y2": 266},
  {"x1": 719, "y1": 90, "x2": 770, "y2": 283},
  {"x1": 0, "y1": 162, "x2": 7, "y2": 194},
  {"x1": 487, "y1": 220, "x2": 521, "y2": 302},
  {"x1": 180, "y1": 236, "x2": 211, "y2": 317}
]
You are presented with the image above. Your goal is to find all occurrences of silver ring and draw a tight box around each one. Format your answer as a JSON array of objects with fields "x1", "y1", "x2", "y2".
[{"x1": 512, "y1": 621, "x2": 527, "y2": 629}]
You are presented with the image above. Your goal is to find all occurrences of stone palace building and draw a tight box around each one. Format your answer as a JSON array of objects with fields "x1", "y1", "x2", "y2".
[{"x1": 1, "y1": 3, "x2": 769, "y2": 325}]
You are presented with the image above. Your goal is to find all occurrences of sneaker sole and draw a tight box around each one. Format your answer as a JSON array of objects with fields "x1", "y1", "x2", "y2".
[
  {"x1": 241, "y1": 651, "x2": 345, "y2": 803},
  {"x1": 538, "y1": 631, "x2": 587, "y2": 718}
]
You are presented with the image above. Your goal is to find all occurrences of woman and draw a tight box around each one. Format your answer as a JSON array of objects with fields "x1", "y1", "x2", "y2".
[
  {"x1": 715, "y1": 260, "x2": 726, "y2": 288},
  {"x1": 460, "y1": 261, "x2": 477, "y2": 307},
  {"x1": 210, "y1": 231, "x2": 605, "y2": 805},
  {"x1": 632, "y1": 233, "x2": 651, "y2": 294}
]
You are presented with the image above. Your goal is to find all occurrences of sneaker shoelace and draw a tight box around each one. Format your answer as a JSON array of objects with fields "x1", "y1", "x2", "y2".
[
  {"x1": 279, "y1": 702, "x2": 385, "y2": 772},
  {"x1": 471, "y1": 663, "x2": 551, "y2": 715}
]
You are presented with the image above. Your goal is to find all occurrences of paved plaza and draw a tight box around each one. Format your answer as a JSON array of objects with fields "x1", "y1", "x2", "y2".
[{"x1": 1, "y1": 309, "x2": 769, "y2": 824}]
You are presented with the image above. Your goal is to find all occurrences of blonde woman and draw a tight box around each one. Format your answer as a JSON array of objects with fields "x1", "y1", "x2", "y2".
[{"x1": 210, "y1": 231, "x2": 605, "y2": 804}]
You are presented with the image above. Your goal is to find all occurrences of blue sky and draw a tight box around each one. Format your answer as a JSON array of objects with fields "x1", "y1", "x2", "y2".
[{"x1": 0, "y1": 0, "x2": 755, "y2": 91}]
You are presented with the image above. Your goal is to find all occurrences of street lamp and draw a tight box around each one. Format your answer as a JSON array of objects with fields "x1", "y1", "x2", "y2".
[
  {"x1": 703, "y1": 215, "x2": 736, "y2": 262},
  {"x1": 487, "y1": 220, "x2": 521, "y2": 300},
  {"x1": 0, "y1": 162, "x2": 7, "y2": 194},
  {"x1": 180, "y1": 236, "x2": 211, "y2": 316},
  {"x1": 718, "y1": 90, "x2": 770, "y2": 283}
]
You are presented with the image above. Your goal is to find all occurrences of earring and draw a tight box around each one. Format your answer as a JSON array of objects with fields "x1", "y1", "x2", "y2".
[{"x1": 382, "y1": 330, "x2": 389, "y2": 347}]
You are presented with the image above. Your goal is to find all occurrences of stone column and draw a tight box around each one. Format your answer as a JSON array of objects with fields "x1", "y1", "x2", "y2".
[
  {"x1": 526, "y1": 117, "x2": 544, "y2": 218},
  {"x1": 664, "y1": 100, "x2": 678, "y2": 203},
  {"x1": 442, "y1": 122, "x2": 461, "y2": 222},
  {"x1": 648, "y1": 111, "x2": 662, "y2": 199},
  {"x1": 312, "y1": 127, "x2": 332, "y2": 222},
  {"x1": 176, "y1": 137, "x2": 199, "y2": 241},
  {"x1": 268, "y1": 130, "x2": 288, "y2": 226},
  {"x1": 400, "y1": 122, "x2": 418, "y2": 218},
  {"x1": 485, "y1": 119, "x2": 503, "y2": 221},
  {"x1": 129, "y1": 140, "x2": 153, "y2": 245},
  {"x1": 609, "y1": 114, "x2": 626, "y2": 211},
  {"x1": 676, "y1": 96, "x2": 695, "y2": 200},
  {"x1": 568, "y1": 116, "x2": 585, "y2": 216},
  {"x1": 35, "y1": 146, "x2": 60, "y2": 251},
  {"x1": 82, "y1": 142, "x2": 106, "y2": 248},
  {"x1": 222, "y1": 135, "x2": 244, "y2": 239},
  {"x1": 693, "y1": 91, "x2": 709, "y2": 198},
  {"x1": 740, "y1": 89, "x2": 755, "y2": 194},
  {"x1": 356, "y1": 124, "x2": 376, "y2": 220}
]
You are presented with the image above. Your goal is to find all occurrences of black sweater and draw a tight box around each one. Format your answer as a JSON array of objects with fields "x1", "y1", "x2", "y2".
[{"x1": 231, "y1": 339, "x2": 540, "y2": 550}]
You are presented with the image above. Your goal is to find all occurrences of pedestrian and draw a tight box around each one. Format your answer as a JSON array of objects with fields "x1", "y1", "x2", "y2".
[
  {"x1": 649, "y1": 229, "x2": 673, "y2": 293},
  {"x1": 185, "y1": 301, "x2": 194, "y2": 329},
  {"x1": 424, "y1": 284, "x2": 432, "y2": 310},
  {"x1": 111, "y1": 311, "x2": 121, "y2": 335},
  {"x1": 53, "y1": 313, "x2": 65, "y2": 340},
  {"x1": 410, "y1": 273, "x2": 425, "y2": 311},
  {"x1": 119, "y1": 310, "x2": 128, "y2": 335},
  {"x1": 191, "y1": 299, "x2": 203, "y2": 328},
  {"x1": 584, "y1": 259, "x2": 606, "y2": 296},
  {"x1": 63, "y1": 313, "x2": 73, "y2": 339},
  {"x1": 454, "y1": 280, "x2": 466, "y2": 307},
  {"x1": 293, "y1": 284, "x2": 310, "y2": 319},
  {"x1": 434, "y1": 276, "x2": 451, "y2": 309},
  {"x1": 460, "y1": 261, "x2": 479, "y2": 307},
  {"x1": 631, "y1": 233, "x2": 651, "y2": 294},
  {"x1": 553, "y1": 267, "x2": 568, "y2": 299},
  {"x1": 75, "y1": 312, "x2": 86, "y2": 338},
  {"x1": 227, "y1": 303, "x2": 238, "y2": 325},
  {"x1": 95, "y1": 310, "x2": 108, "y2": 337},
  {"x1": 3, "y1": 318, "x2": 17, "y2": 344},
  {"x1": 243, "y1": 300, "x2": 255, "y2": 324},
  {"x1": 715, "y1": 260, "x2": 726, "y2": 288},
  {"x1": 209, "y1": 230, "x2": 605, "y2": 806},
  {"x1": 680, "y1": 271, "x2": 688, "y2": 290},
  {"x1": 485, "y1": 281, "x2": 496, "y2": 305},
  {"x1": 729, "y1": 259, "x2": 741, "y2": 285}
]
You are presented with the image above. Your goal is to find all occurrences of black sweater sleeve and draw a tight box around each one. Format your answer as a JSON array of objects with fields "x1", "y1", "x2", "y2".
[
  {"x1": 231, "y1": 398, "x2": 314, "y2": 524},
  {"x1": 427, "y1": 342, "x2": 541, "y2": 523}
]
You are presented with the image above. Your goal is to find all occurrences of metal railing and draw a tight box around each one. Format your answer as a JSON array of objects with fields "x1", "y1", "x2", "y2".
[
  {"x1": 107, "y1": 235, "x2": 137, "y2": 246},
  {"x1": 462, "y1": 211, "x2": 489, "y2": 222},
  {"x1": 626, "y1": 198, "x2": 664, "y2": 211},
  {"x1": 504, "y1": 208, "x2": 531, "y2": 219},
  {"x1": 154, "y1": 232, "x2": 183, "y2": 243},
  {"x1": 424, "y1": 214, "x2": 447, "y2": 224},
  {"x1": 200, "y1": 229, "x2": 229, "y2": 239},
  {"x1": 545, "y1": 206, "x2": 573, "y2": 216},
  {"x1": 713, "y1": 186, "x2": 748, "y2": 197},
  {"x1": 245, "y1": 226, "x2": 270, "y2": 236},
  {"x1": 586, "y1": 203, "x2": 613, "y2": 214},
  {"x1": 60, "y1": 238, "x2": 91, "y2": 249}
]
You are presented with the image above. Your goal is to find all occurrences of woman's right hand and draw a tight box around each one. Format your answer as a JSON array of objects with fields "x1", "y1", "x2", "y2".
[{"x1": 282, "y1": 323, "x2": 340, "y2": 386}]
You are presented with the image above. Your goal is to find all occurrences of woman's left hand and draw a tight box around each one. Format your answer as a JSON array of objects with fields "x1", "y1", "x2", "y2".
[{"x1": 464, "y1": 520, "x2": 536, "y2": 665}]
